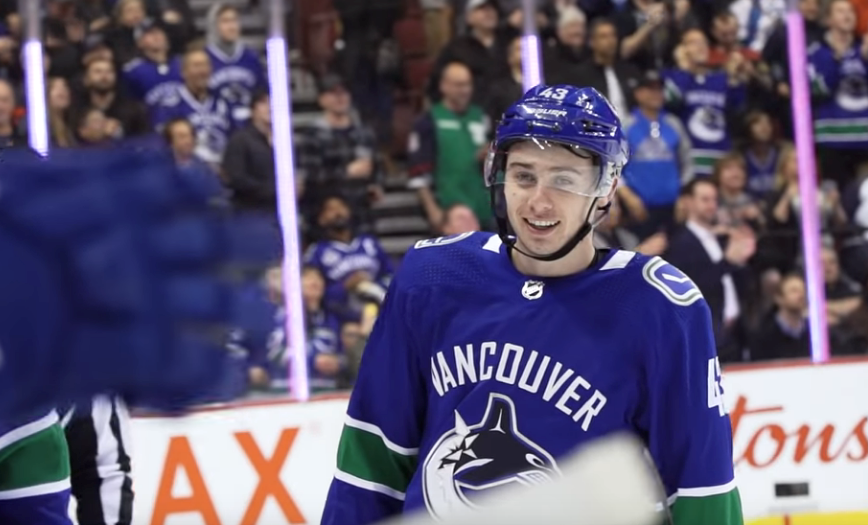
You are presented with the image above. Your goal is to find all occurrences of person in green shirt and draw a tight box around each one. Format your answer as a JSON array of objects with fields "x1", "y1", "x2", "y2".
[{"x1": 407, "y1": 61, "x2": 493, "y2": 231}]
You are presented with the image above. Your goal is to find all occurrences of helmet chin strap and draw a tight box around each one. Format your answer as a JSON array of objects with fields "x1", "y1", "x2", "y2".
[{"x1": 500, "y1": 199, "x2": 612, "y2": 263}]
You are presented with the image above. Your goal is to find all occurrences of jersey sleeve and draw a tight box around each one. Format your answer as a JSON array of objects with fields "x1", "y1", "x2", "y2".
[
  {"x1": 808, "y1": 43, "x2": 838, "y2": 98},
  {"x1": 321, "y1": 267, "x2": 427, "y2": 525},
  {"x1": 640, "y1": 258, "x2": 743, "y2": 525}
]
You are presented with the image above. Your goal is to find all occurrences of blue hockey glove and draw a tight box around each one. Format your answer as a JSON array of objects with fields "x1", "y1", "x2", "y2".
[{"x1": 0, "y1": 146, "x2": 281, "y2": 416}]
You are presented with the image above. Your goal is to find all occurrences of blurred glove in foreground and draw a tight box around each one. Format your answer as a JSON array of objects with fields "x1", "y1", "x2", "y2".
[{"x1": 0, "y1": 145, "x2": 281, "y2": 417}]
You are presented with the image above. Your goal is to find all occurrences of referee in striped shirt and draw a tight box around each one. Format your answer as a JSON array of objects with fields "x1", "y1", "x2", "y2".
[{"x1": 61, "y1": 396, "x2": 134, "y2": 525}]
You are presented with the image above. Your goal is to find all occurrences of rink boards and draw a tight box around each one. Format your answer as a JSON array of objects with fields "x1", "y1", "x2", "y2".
[{"x1": 121, "y1": 357, "x2": 868, "y2": 525}]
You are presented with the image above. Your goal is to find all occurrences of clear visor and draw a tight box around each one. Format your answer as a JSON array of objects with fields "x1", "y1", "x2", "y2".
[{"x1": 484, "y1": 139, "x2": 616, "y2": 198}]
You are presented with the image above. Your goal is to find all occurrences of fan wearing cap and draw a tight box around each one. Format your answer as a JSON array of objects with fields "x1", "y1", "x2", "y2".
[
  {"x1": 321, "y1": 85, "x2": 743, "y2": 525},
  {"x1": 121, "y1": 19, "x2": 183, "y2": 125},
  {"x1": 617, "y1": 70, "x2": 693, "y2": 241}
]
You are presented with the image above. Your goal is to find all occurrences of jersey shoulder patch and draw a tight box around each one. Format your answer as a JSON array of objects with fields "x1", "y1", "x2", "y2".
[
  {"x1": 413, "y1": 232, "x2": 475, "y2": 249},
  {"x1": 641, "y1": 256, "x2": 703, "y2": 306}
]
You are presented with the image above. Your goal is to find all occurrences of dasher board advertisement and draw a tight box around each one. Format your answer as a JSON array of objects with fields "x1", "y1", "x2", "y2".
[{"x1": 122, "y1": 359, "x2": 868, "y2": 524}]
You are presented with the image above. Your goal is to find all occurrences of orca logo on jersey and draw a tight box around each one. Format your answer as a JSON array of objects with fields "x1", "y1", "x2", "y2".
[
  {"x1": 422, "y1": 393, "x2": 561, "y2": 519},
  {"x1": 642, "y1": 257, "x2": 703, "y2": 306}
]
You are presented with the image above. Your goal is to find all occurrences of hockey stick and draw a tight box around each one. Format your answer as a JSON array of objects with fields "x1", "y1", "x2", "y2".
[{"x1": 388, "y1": 433, "x2": 663, "y2": 525}]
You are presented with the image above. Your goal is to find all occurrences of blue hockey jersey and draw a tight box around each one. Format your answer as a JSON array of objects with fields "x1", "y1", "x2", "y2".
[
  {"x1": 206, "y1": 43, "x2": 266, "y2": 123},
  {"x1": 663, "y1": 69, "x2": 745, "y2": 176},
  {"x1": 121, "y1": 57, "x2": 183, "y2": 124},
  {"x1": 155, "y1": 87, "x2": 238, "y2": 165},
  {"x1": 808, "y1": 39, "x2": 868, "y2": 149},
  {"x1": 303, "y1": 235, "x2": 394, "y2": 316},
  {"x1": 321, "y1": 232, "x2": 742, "y2": 525}
]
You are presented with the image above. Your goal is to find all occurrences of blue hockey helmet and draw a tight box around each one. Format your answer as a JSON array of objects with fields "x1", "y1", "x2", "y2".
[
  {"x1": 484, "y1": 85, "x2": 630, "y2": 262},
  {"x1": 484, "y1": 85, "x2": 629, "y2": 198}
]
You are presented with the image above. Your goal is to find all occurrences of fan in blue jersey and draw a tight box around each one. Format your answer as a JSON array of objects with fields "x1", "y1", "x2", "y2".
[
  {"x1": 122, "y1": 20, "x2": 184, "y2": 124},
  {"x1": 321, "y1": 85, "x2": 744, "y2": 525},
  {"x1": 204, "y1": 3, "x2": 267, "y2": 124}
]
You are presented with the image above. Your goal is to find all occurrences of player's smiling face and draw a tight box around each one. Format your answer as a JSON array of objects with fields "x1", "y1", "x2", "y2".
[{"x1": 503, "y1": 141, "x2": 600, "y2": 257}]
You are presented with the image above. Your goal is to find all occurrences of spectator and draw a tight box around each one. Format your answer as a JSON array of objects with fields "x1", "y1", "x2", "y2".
[
  {"x1": 0, "y1": 78, "x2": 24, "y2": 148},
  {"x1": 104, "y1": 0, "x2": 148, "y2": 66},
  {"x1": 205, "y1": 3, "x2": 266, "y2": 124},
  {"x1": 808, "y1": 0, "x2": 868, "y2": 189},
  {"x1": 663, "y1": 178, "x2": 756, "y2": 360},
  {"x1": 429, "y1": 0, "x2": 510, "y2": 105},
  {"x1": 296, "y1": 265, "x2": 345, "y2": 393},
  {"x1": 121, "y1": 19, "x2": 183, "y2": 124},
  {"x1": 75, "y1": 0, "x2": 113, "y2": 37},
  {"x1": 574, "y1": 17, "x2": 641, "y2": 119},
  {"x1": 441, "y1": 203, "x2": 481, "y2": 235},
  {"x1": 150, "y1": 0, "x2": 197, "y2": 54},
  {"x1": 765, "y1": 146, "x2": 848, "y2": 275},
  {"x1": 486, "y1": 36, "x2": 524, "y2": 124},
  {"x1": 707, "y1": 11, "x2": 761, "y2": 69},
  {"x1": 74, "y1": 107, "x2": 113, "y2": 147},
  {"x1": 728, "y1": 0, "x2": 786, "y2": 53},
  {"x1": 594, "y1": 196, "x2": 668, "y2": 256},
  {"x1": 42, "y1": 15, "x2": 83, "y2": 80},
  {"x1": 296, "y1": 74, "x2": 382, "y2": 234},
  {"x1": 543, "y1": 6, "x2": 589, "y2": 85},
  {"x1": 409, "y1": 61, "x2": 491, "y2": 230},
  {"x1": 615, "y1": 0, "x2": 690, "y2": 71},
  {"x1": 223, "y1": 90, "x2": 277, "y2": 212},
  {"x1": 713, "y1": 152, "x2": 764, "y2": 231},
  {"x1": 762, "y1": 0, "x2": 822, "y2": 135},
  {"x1": 665, "y1": 28, "x2": 747, "y2": 177},
  {"x1": 163, "y1": 118, "x2": 226, "y2": 203},
  {"x1": 77, "y1": 57, "x2": 151, "y2": 138},
  {"x1": 822, "y1": 245, "x2": 863, "y2": 327},
  {"x1": 749, "y1": 273, "x2": 810, "y2": 361},
  {"x1": 157, "y1": 48, "x2": 238, "y2": 170},
  {"x1": 619, "y1": 69, "x2": 692, "y2": 240},
  {"x1": 738, "y1": 109, "x2": 786, "y2": 199},
  {"x1": 0, "y1": 24, "x2": 18, "y2": 85},
  {"x1": 47, "y1": 77, "x2": 75, "y2": 148},
  {"x1": 304, "y1": 194, "x2": 394, "y2": 319},
  {"x1": 421, "y1": 0, "x2": 452, "y2": 60}
]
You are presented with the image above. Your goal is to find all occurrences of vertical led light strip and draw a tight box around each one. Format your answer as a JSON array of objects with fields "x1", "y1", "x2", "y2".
[
  {"x1": 786, "y1": 3, "x2": 829, "y2": 363},
  {"x1": 266, "y1": 0, "x2": 309, "y2": 400},
  {"x1": 520, "y1": 0, "x2": 543, "y2": 92},
  {"x1": 21, "y1": 0, "x2": 49, "y2": 156}
]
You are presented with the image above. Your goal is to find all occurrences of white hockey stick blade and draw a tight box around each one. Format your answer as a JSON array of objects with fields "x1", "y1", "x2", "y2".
[{"x1": 385, "y1": 433, "x2": 662, "y2": 525}]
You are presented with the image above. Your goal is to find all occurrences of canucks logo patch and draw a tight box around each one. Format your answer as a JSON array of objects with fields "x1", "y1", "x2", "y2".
[
  {"x1": 422, "y1": 393, "x2": 561, "y2": 519},
  {"x1": 642, "y1": 257, "x2": 703, "y2": 306}
]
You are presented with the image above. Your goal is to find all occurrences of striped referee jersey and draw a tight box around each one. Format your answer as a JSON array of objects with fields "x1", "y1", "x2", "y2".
[{"x1": 61, "y1": 397, "x2": 133, "y2": 525}]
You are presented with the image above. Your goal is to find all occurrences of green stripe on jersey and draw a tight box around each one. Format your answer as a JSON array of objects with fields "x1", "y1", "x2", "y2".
[
  {"x1": 671, "y1": 488, "x2": 743, "y2": 525},
  {"x1": 336, "y1": 424, "x2": 418, "y2": 493},
  {"x1": 0, "y1": 423, "x2": 70, "y2": 493}
]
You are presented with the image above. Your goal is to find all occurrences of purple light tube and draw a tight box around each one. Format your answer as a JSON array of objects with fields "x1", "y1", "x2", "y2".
[
  {"x1": 266, "y1": 6, "x2": 309, "y2": 400},
  {"x1": 786, "y1": 8, "x2": 830, "y2": 363},
  {"x1": 23, "y1": 41, "x2": 48, "y2": 156},
  {"x1": 520, "y1": 0, "x2": 543, "y2": 91}
]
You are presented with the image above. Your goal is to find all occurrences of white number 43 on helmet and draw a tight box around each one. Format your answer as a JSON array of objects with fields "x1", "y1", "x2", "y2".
[{"x1": 538, "y1": 87, "x2": 569, "y2": 100}]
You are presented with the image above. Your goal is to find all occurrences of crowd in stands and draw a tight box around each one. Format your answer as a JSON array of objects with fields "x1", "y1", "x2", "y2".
[{"x1": 1, "y1": 0, "x2": 868, "y2": 399}]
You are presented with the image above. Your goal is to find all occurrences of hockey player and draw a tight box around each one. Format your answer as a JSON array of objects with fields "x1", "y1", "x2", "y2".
[
  {"x1": 0, "y1": 144, "x2": 279, "y2": 416},
  {"x1": 321, "y1": 85, "x2": 743, "y2": 525}
]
